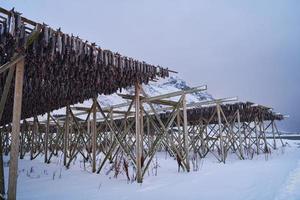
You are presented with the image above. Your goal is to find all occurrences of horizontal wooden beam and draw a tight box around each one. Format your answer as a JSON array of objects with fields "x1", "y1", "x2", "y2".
[{"x1": 0, "y1": 54, "x2": 25, "y2": 74}]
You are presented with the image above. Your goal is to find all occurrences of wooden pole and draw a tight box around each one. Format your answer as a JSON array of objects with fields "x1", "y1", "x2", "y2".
[
  {"x1": 63, "y1": 105, "x2": 70, "y2": 166},
  {"x1": 8, "y1": 58, "x2": 25, "y2": 200},
  {"x1": 0, "y1": 65, "x2": 15, "y2": 121},
  {"x1": 216, "y1": 104, "x2": 225, "y2": 163},
  {"x1": 87, "y1": 115, "x2": 90, "y2": 147},
  {"x1": 273, "y1": 122, "x2": 285, "y2": 147},
  {"x1": 254, "y1": 119, "x2": 259, "y2": 154},
  {"x1": 135, "y1": 82, "x2": 142, "y2": 183},
  {"x1": 140, "y1": 104, "x2": 144, "y2": 168},
  {"x1": 237, "y1": 110, "x2": 244, "y2": 159},
  {"x1": 271, "y1": 120, "x2": 276, "y2": 149},
  {"x1": 31, "y1": 116, "x2": 37, "y2": 160},
  {"x1": 92, "y1": 99, "x2": 97, "y2": 173},
  {"x1": 19, "y1": 124, "x2": 24, "y2": 159},
  {"x1": 44, "y1": 112, "x2": 50, "y2": 163},
  {"x1": 182, "y1": 94, "x2": 190, "y2": 172},
  {"x1": 146, "y1": 117, "x2": 152, "y2": 148},
  {"x1": 260, "y1": 120, "x2": 268, "y2": 153},
  {"x1": 0, "y1": 129, "x2": 5, "y2": 200}
]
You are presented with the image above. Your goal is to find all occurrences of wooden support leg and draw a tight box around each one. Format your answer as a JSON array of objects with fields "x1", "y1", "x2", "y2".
[
  {"x1": 140, "y1": 105, "x2": 144, "y2": 166},
  {"x1": 8, "y1": 58, "x2": 25, "y2": 200},
  {"x1": 135, "y1": 82, "x2": 142, "y2": 183},
  {"x1": 64, "y1": 106, "x2": 70, "y2": 166},
  {"x1": 273, "y1": 122, "x2": 285, "y2": 147},
  {"x1": 254, "y1": 120, "x2": 259, "y2": 154},
  {"x1": 19, "y1": 125, "x2": 24, "y2": 159},
  {"x1": 216, "y1": 104, "x2": 225, "y2": 163},
  {"x1": 31, "y1": 117, "x2": 37, "y2": 160},
  {"x1": 182, "y1": 94, "x2": 190, "y2": 172},
  {"x1": 0, "y1": 130, "x2": 5, "y2": 200},
  {"x1": 44, "y1": 112, "x2": 50, "y2": 163},
  {"x1": 146, "y1": 117, "x2": 152, "y2": 149},
  {"x1": 92, "y1": 99, "x2": 97, "y2": 173},
  {"x1": 237, "y1": 110, "x2": 244, "y2": 159},
  {"x1": 271, "y1": 121, "x2": 276, "y2": 149},
  {"x1": 260, "y1": 120, "x2": 268, "y2": 153}
]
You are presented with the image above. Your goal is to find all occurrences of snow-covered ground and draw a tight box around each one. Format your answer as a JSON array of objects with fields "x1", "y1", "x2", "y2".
[{"x1": 3, "y1": 139, "x2": 300, "y2": 200}]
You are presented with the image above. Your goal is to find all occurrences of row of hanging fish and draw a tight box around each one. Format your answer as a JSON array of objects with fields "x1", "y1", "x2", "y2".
[
  {"x1": 0, "y1": 9, "x2": 170, "y2": 125},
  {"x1": 157, "y1": 102, "x2": 282, "y2": 125}
]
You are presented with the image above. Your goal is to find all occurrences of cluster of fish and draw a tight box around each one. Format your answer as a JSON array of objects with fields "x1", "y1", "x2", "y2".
[
  {"x1": 158, "y1": 102, "x2": 282, "y2": 126},
  {"x1": 0, "y1": 9, "x2": 169, "y2": 125}
]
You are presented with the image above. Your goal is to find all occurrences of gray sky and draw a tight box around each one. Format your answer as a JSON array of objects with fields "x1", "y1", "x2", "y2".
[{"x1": 2, "y1": 0, "x2": 300, "y2": 132}]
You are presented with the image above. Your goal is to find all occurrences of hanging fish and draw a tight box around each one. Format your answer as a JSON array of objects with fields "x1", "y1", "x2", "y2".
[
  {"x1": 104, "y1": 50, "x2": 108, "y2": 66},
  {"x1": 8, "y1": 11, "x2": 16, "y2": 36},
  {"x1": 56, "y1": 32, "x2": 62, "y2": 55},
  {"x1": 91, "y1": 44, "x2": 98, "y2": 65},
  {"x1": 77, "y1": 38, "x2": 83, "y2": 57},
  {"x1": 99, "y1": 48, "x2": 103, "y2": 63},
  {"x1": 61, "y1": 34, "x2": 67, "y2": 56},
  {"x1": 84, "y1": 41, "x2": 88, "y2": 55},
  {"x1": 72, "y1": 35, "x2": 77, "y2": 52},
  {"x1": 18, "y1": 23, "x2": 26, "y2": 49},
  {"x1": 0, "y1": 24, "x2": 3, "y2": 42},
  {"x1": 43, "y1": 26, "x2": 49, "y2": 46},
  {"x1": 111, "y1": 53, "x2": 115, "y2": 67},
  {"x1": 15, "y1": 14, "x2": 22, "y2": 32},
  {"x1": 49, "y1": 28, "x2": 55, "y2": 60}
]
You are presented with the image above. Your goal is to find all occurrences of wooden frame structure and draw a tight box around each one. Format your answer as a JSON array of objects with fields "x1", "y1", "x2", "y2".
[
  {"x1": 0, "y1": 85, "x2": 285, "y2": 182},
  {"x1": 0, "y1": 6, "x2": 286, "y2": 200},
  {"x1": 0, "y1": 7, "x2": 172, "y2": 199}
]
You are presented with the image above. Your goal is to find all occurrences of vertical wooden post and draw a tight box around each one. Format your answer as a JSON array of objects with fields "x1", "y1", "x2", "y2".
[
  {"x1": 135, "y1": 82, "x2": 142, "y2": 183},
  {"x1": 237, "y1": 110, "x2": 243, "y2": 159},
  {"x1": 199, "y1": 120, "x2": 205, "y2": 157},
  {"x1": 55, "y1": 120, "x2": 60, "y2": 155},
  {"x1": 273, "y1": 122, "x2": 285, "y2": 147},
  {"x1": 260, "y1": 119, "x2": 268, "y2": 153},
  {"x1": 146, "y1": 117, "x2": 152, "y2": 148},
  {"x1": 216, "y1": 103, "x2": 225, "y2": 163},
  {"x1": 8, "y1": 58, "x2": 25, "y2": 200},
  {"x1": 109, "y1": 109, "x2": 113, "y2": 155},
  {"x1": 44, "y1": 111, "x2": 50, "y2": 163},
  {"x1": 271, "y1": 120, "x2": 276, "y2": 149},
  {"x1": 31, "y1": 116, "x2": 37, "y2": 160},
  {"x1": 254, "y1": 119, "x2": 259, "y2": 154},
  {"x1": 0, "y1": 128, "x2": 5, "y2": 199},
  {"x1": 176, "y1": 114, "x2": 181, "y2": 150},
  {"x1": 63, "y1": 105, "x2": 70, "y2": 166},
  {"x1": 19, "y1": 124, "x2": 24, "y2": 159},
  {"x1": 182, "y1": 94, "x2": 190, "y2": 172},
  {"x1": 87, "y1": 115, "x2": 90, "y2": 147},
  {"x1": 140, "y1": 104, "x2": 144, "y2": 166},
  {"x1": 92, "y1": 99, "x2": 97, "y2": 173}
]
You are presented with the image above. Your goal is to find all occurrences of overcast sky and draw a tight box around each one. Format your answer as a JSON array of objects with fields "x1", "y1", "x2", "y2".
[{"x1": 2, "y1": 0, "x2": 300, "y2": 132}]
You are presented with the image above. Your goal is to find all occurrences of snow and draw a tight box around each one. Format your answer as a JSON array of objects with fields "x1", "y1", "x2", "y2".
[{"x1": 4, "y1": 140, "x2": 300, "y2": 200}]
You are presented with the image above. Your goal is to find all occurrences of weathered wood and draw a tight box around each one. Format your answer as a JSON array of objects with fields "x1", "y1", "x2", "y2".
[
  {"x1": 182, "y1": 94, "x2": 190, "y2": 172},
  {"x1": 135, "y1": 82, "x2": 142, "y2": 183},
  {"x1": 44, "y1": 112, "x2": 50, "y2": 163},
  {"x1": 216, "y1": 103, "x2": 225, "y2": 163},
  {"x1": 0, "y1": 129, "x2": 5, "y2": 200},
  {"x1": 0, "y1": 55, "x2": 23, "y2": 74},
  {"x1": 0, "y1": 65, "x2": 16, "y2": 122},
  {"x1": 63, "y1": 106, "x2": 70, "y2": 166},
  {"x1": 7, "y1": 58, "x2": 25, "y2": 200},
  {"x1": 237, "y1": 110, "x2": 244, "y2": 159},
  {"x1": 271, "y1": 120, "x2": 277, "y2": 149},
  {"x1": 92, "y1": 99, "x2": 97, "y2": 173},
  {"x1": 30, "y1": 116, "x2": 37, "y2": 160}
]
